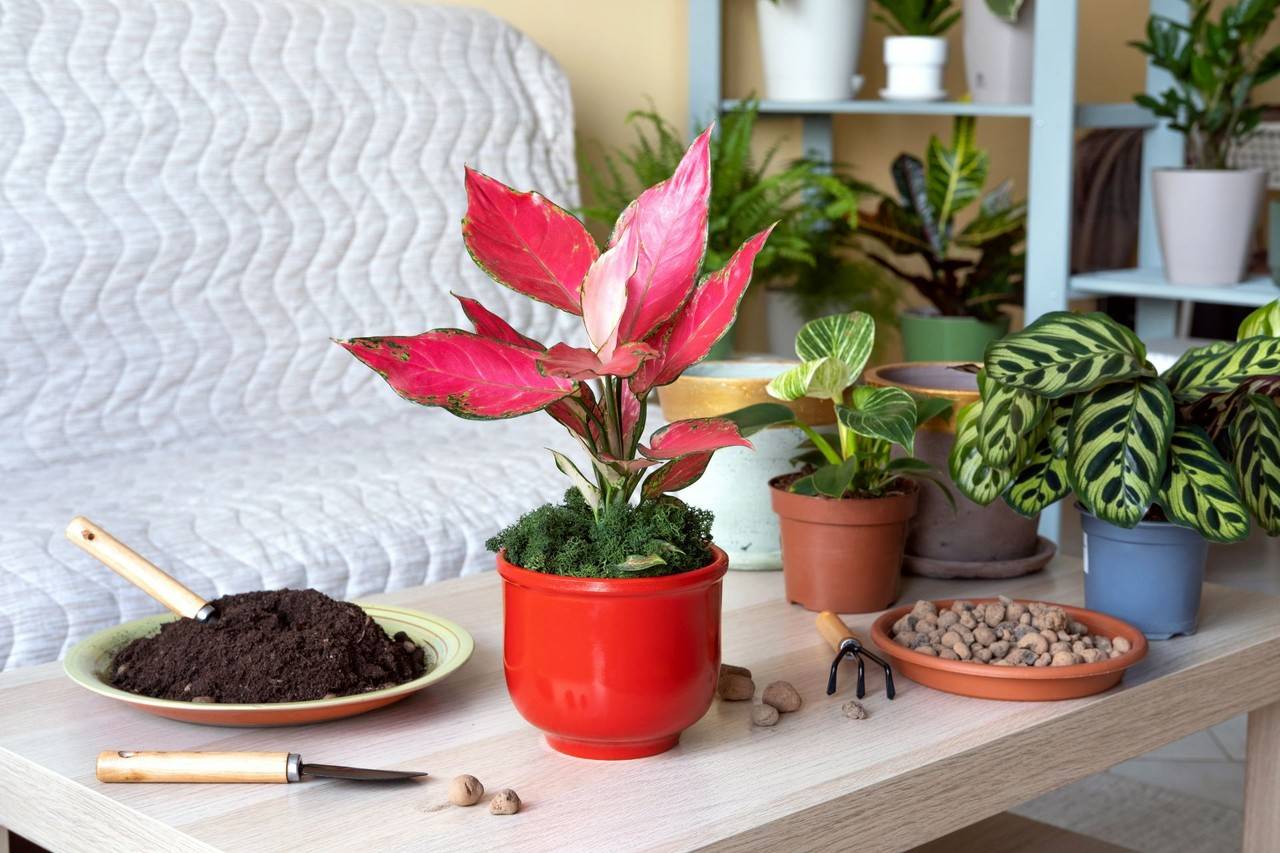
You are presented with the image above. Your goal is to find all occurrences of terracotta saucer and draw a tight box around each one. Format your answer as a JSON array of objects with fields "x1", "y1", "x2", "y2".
[
  {"x1": 871, "y1": 598, "x2": 1148, "y2": 701},
  {"x1": 63, "y1": 603, "x2": 473, "y2": 726},
  {"x1": 902, "y1": 536, "x2": 1057, "y2": 580}
]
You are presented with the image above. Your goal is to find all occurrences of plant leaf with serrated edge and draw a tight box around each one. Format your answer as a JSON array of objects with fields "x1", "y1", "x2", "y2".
[
  {"x1": 550, "y1": 450, "x2": 599, "y2": 511},
  {"x1": 985, "y1": 311, "x2": 1148, "y2": 398},
  {"x1": 1157, "y1": 425, "x2": 1251, "y2": 543},
  {"x1": 1005, "y1": 426, "x2": 1069, "y2": 518},
  {"x1": 1238, "y1": 299, "x2": 1280, "y2": 340},
  {"x1": 977, "y1": 372, "x2": 1047, "y2": 467},
  {"x1": 949, "y1": 400, "x2": 1014, "y2": 504},
  {"x1": 838, "y1": 386, "x2": 918, "y2": 454},
  {"x1": 1164, "y1": 336, "x2": 1280, "y2": 404},
  {"x1": 1231, "y1": 394, "x2": 1280, "y2": 535},
  {"x1": 1068, "y1": 377, "x2": 1174, "y2": 528}
]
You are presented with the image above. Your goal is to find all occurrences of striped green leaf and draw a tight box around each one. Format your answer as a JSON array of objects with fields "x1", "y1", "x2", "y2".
[
  {"x1": 949, "y1": 400, "x2": 1013, "y2": 505},
  {"x1": 985, "y1": 311, "x2": 1149, "y2": 398},
  {"x1": 839, "y1": 386, "x2": 919, "y2": 453},
  {"x1": 795, "y1": 311, "x2": 875, "y2": 376},
  {"x1": 1067, "y1": 377, "x2": 1174, "y2": 527},
  {"x1": 1165, "y1": 337, "x2": 1280, "y2": 404},
  {"x1": 1045, "y1": 398, "x2": 1074, "y2": 458},
  {"x1": 1231, "y1": 394, "x2": 1280, "y2": 535},
  {"x1": 1156, "y1": 426, "x2": 1250, "y2": 543},
  {"x1": 925, "y1": 116, "x2": 987, "y2": 229},
  {"x1": 1238, "y1": 300, "x2": 1280, "y2": 340},
  {"x1": 978, "y1": 374, "x2": 1047, "y2": 466},
  {"x1": 1004, "y1": 427, "x2": 1070, "y2": 518},
  {"x1": 767, "y1": 356, "x2": 846, "y2": 401}
]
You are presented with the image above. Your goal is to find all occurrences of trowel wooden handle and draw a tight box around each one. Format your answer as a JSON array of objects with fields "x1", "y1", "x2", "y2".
[
  {"x1": 817, "y1": 611, "x2": 862, "y2": 652},
  {"x1": 65, "y1": 517, "x2": 210, "y2": 620},
  {"x1": 96, "y1": 751, "x2": 297, "y2": 783}
]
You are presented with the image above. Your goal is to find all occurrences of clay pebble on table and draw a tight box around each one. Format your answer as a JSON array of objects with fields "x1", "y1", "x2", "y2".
[{"x1": 110, "y1": 589, "x2": 428, "y2": 703}]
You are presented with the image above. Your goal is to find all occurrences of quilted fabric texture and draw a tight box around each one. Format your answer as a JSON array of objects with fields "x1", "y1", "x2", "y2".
[{"x1": 0, "y1": 0, "x2": 585, "y2": 668}]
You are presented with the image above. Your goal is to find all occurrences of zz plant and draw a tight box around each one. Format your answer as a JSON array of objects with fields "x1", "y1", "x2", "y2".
[
  {"x1": 762, "y1": 311, "x2": 952, "y2": 499},
  {"x1": 951, "y1": 301, "x2": 1280, "y2": 541}
]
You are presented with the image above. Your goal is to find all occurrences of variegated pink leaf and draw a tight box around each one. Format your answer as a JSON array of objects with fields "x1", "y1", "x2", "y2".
[
  {"x1": 545, "y1": 384, "x2": 600, "y2": 442},
  {"x1": 539, "y1": 341, "x2": 658, "y2": 381},
  {"x1": 620, "y1": 379, "x2": 643, "y2": 448},
  {"x1": 641, "y1": 452, "x2": 713, "y2": 500},
  {"x1": 339, "y1": 331, "x2": 574, "y2": 419},
  {"x1": 640, "y1": 417, "x2": 752, "y2": 460},
  {"x1": 598, "y1": 453, "x2": 657, "y2": 474},
  {"x1": 462, "y1": 168, "x2": 597, "y2": 315},
  {"x1": 611, "y1": 126, "x2": 712, "y2": 343},
  {"x1": 452, "y1": 292, "x2": 544, "y2": 350},
  {"x1": 631, "y1": 225, "x2": 774, "y2": 394},
  {"x1": 581, "y1": 223, "x2": 639, "y2": 358}
]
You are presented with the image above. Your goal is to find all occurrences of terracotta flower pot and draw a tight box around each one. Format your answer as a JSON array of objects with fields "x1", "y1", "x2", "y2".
[
  {"x1": 497, "y1": 547, "x2": 728, "y2": 760},
  {"x1": 770, "y1": 477, "x2": 918, "y2": 613}
]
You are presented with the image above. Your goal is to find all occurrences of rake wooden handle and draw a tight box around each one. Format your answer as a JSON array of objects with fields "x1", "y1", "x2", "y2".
[
  {"x1": 817, "y1": 611, "x2": 862, "y2": 652},
  {"x1": 65, "y1": 517, "x2": 211, "y2": 621},
  {"x1": 96, "y1": 751, "x2": 297, "y2": 783}
]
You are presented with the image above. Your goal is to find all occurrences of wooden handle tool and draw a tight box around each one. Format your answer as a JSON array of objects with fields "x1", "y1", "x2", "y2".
[
  {"x1": 817, "y1": 611, "x2": 862, "y2": 652},
  {"x1": 96, "y1": 751, "x2": 296, "y2": 784},
  {"x1": 65, "y1": 517, "x2": 215, "y2": 621},
  {"x1": 818, "y1": 611, "x2": 896, "y2": 700}
]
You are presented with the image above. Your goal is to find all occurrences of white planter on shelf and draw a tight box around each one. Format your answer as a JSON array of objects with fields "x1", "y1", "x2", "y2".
[
  {"x1": 1152, "y1": 168, "x2": 1265, "y2": 285},
  {"x1": 881, "y1": 36, "x2": 947, "y2": 101},
  {"x1": 963, "y1": 0, "x2": 1034, "y2": 104},
  {"x1": 765, "y1": 288, "x2": 807, "y2": 357},
  {"x1": 757, "y1": 0, "x2": 867, "y2": 101}
]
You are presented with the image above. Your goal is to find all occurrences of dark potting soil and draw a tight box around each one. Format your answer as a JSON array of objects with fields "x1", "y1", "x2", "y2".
[{"x1": 109, "y1": 589, "x2": 428, "y2": 703}]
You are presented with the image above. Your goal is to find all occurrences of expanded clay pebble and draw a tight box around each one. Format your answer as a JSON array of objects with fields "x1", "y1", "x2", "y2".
[
  {"x1": 761, "y1": 681, "x2": 802, "y2": 713},
  {"x1": 891, "y1": 597, "x2": 1133, "y2": 668},
  {"x1": 717, "y1": 673, "x2": 754, "y2": 701},
  {"x1": 751, "y1": 703, "x2": 780, "y2": 727},
  {"x1": 489, "y1": 789, "x2": 521, "y2": 815},
  {"x1": 842, "y1": 700, "x2": 868, "y2": 720},
  {"x1": 448, "y1": 775, "x2": 484, "y2": 806}
]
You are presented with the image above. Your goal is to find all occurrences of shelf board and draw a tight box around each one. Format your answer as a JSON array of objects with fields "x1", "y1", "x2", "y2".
[
  {"x1": 1074, "y1": 103, "x2": 1156, "y2": 129},
  {"x1": 1069, "y1": 268, "x2": 1280, "y2": 307},
  {"x1": 727, "y1": 98, "x2": 1033, "y2": 118}
]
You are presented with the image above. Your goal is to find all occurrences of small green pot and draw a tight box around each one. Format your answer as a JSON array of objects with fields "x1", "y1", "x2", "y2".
[{"x1": 900, "y1": 312, "x2": 1009, "y2": 362}]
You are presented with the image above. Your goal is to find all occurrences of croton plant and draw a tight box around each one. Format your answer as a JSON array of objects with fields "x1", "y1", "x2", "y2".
[
  {"x1": 338, "y1": 127, "x2": 773, "y2": 521},
  {"x1": 951, "y1": 301, "x2": 1280, "y2": 541}
]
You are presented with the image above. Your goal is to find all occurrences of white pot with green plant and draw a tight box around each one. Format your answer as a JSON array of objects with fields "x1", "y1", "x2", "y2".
[
  {"x1": 872, "y1": 0, "x2": 959, "y2": 101},
  {"x1": 757, "y1": 0, "x2": 868, "y2": 101},
  {"x1": 963, "y1": 0, "x2": 1034, "y2": 104},
  {"x1": 1133, "y1": 0, "x2": 1279, "y2": 286}
]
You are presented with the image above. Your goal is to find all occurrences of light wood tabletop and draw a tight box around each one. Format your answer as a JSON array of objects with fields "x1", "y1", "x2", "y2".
[{"x1": 2, "y1": 555, "x2": 1279, "y2": 853}]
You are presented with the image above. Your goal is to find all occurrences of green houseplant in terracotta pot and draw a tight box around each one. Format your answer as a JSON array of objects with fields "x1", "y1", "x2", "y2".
[
  {"x1": 951, "y1": 301, "x2": 1280, "y2": 638},
  {"x1": 339, "y1": 128, "x2": 777, "y2": 759},
  {"x1": 760, "y1": 311, "x2": 952, "y2": 613},
  {"x1": 857, "y1": 116, "x2": 1025, "y2": 361},
  {"x1": 1133, "y1": 0, "x2": 1280, "y2": 285}
]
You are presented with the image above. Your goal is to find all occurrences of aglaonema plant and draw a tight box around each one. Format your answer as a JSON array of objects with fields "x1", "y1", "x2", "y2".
[
  {"x1": 338, "y1": 127, "x2": 774, "y2": 529},
  {"x1": 950, "y1": 300, "x2": 1280, "y2": 541},
  {"x1": 761, "y1": 311, "x2": 953, "y2": 499}
]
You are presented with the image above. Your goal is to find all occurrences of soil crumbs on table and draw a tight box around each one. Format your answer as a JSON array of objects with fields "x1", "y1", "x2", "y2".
[{"x1": 110, "y1": 589, "x2": 429, "y2": 703}]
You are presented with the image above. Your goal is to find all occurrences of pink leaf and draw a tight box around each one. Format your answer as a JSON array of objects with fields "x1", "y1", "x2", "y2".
[
  {"x1": 641, "y1": 452, "x2": 713, "y2": 500},
  {"x1": 546, "y1": 384, "x2": 601, "y2": 442},
  {"x1": 640, "y1": 417, "x2": 752, "y2": 460},
  {"x1": 462, "y1": 168, "x2": 598, "y2": 315},
  {"x1": 598, "y1": 453, "x2": 657, "y2": 474},
  {"x1": 581, "y1": 224, "x2": 639, "y2": 358},
  {"x1": 539, "y1": 341, "x2": 659, "y2": 381},
  {"x1": 611, "y1": 126, "x2": 712, "y2": 343},
  {"x1": 452, "y1": 292, "x2": 545, "y2": 351},
  {"x1": 632, "y1": 226, "x2": 774, "y2": 394},
  {"x1": 338, "y1": 331, "x2": 574, "y2": 419},
  {"x1": 619, "y1": 379, "x2": 642, "y2": 448}
]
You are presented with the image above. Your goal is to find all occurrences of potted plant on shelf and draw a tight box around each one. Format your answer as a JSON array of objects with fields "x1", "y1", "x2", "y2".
[
  {"x1": 871, "y1": 0, "x2": 959, "y2": 102},
  {"x1": 756, "y1": 0, "x2": 868, "y2": 101},
  {"x1": 339, "y1": 128, "x2": 777, "y2": 760},
  {"x1": 963, "y1": 0, "x2": 1034, "y2": 104},
  {"x1": 1132, "y1": 0, "x2": 1280, "y2": 285},
  {"x1": 950, "y1": 301, "x2": 1280, "y2": 638},
  {"x1": 857, "y1": 116, "x2": 1026, "y2": 361},
  {"x1": 760, "y1": 311, "x2": 953, "y2": 613}
]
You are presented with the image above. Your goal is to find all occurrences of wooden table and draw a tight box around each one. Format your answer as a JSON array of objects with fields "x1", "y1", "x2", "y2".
[{"x1": 2, "y1": 556, "x2": 1279, "y2": 853}]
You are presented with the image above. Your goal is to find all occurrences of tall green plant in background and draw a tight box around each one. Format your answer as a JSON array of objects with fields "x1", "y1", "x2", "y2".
[
  {"x1": 1132, "y1": 0, "x2": 1280, "y2": 169},
  {"x1": 581, "y1": 102, "x2": 896, "y2": 337}
]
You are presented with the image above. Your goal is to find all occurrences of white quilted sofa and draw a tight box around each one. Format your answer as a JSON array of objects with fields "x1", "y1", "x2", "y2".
[{"x1": 0, "y1": 0, "x2": 585, "y2": 669}]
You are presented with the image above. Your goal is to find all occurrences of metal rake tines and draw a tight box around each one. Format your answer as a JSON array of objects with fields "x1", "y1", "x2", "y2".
[{"x1": 826, "y1": 638, "x2": 896, "y2": 700}]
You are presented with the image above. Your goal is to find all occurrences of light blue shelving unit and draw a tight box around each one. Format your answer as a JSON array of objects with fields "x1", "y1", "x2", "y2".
[{"x1": 689, "y1": 0, "x2": 1280, "y2": 544}]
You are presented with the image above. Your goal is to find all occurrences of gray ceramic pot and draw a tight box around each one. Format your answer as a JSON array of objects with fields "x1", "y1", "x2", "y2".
[
  {"x1": 1153, "y1": 168, "x2": 1265, "y2": 285},
  {"x1": 963, "y1": 0, "x2": 1034, "y2": 104},
  {"x1": 1081, "y1": 510, "x2": 1209, "y2": 640}
]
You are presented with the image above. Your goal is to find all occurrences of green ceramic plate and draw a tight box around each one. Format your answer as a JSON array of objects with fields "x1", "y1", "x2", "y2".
[{"x1": 63, "y1": 603, "x2": 474, "y2": 727}]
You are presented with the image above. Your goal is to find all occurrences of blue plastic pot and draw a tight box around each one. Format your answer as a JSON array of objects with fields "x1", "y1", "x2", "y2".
[{"x1": 1080, "y1": 510, "x2": 1209, "y2": 640}]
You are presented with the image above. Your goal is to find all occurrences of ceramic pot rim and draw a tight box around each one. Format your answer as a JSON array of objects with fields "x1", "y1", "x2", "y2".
[
  {"x1": 769, "y1": 475, "x2": 919, "y2": 524},
  {"x1": 496, "y1": 546, "x2": 728, "y2": 597},
  {"x1": 1076, "y1": 504, "x2": 1207, "y2": 538}
]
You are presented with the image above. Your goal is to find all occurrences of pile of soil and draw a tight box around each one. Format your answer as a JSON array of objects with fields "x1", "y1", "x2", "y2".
[{"x1": 110, "y1": 589, "x2": 428, "y2": 703}]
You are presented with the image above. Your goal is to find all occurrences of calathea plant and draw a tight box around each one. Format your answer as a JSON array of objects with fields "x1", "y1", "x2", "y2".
[
  {"x1": 339, "y1": 128, "x2": 775, "y2": 575},
  {"x1": 950, "y1": 301, "x2": 1280, "y2": 541},
  {"x1": 762, "y1": 311, "x2": 953, "y2": 499},
  {"x1": 856, "y1": 116, "x2": 1026, "y2": 323}
]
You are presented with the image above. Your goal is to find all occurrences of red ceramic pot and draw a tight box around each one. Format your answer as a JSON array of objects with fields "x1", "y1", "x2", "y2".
[{"x1": 497, "y1": 546, "x2": 728, "y2": 760}]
